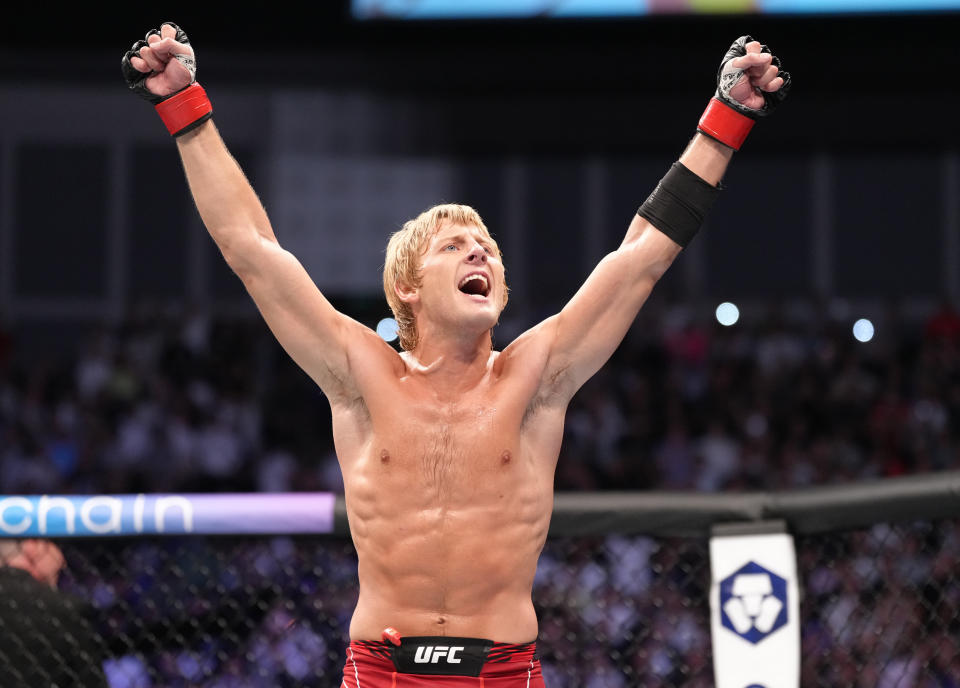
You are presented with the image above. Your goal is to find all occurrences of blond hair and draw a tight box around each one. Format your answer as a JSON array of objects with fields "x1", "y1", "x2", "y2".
[{"x1": 383, "y1": 204, "x2": 507, "y2": 351}]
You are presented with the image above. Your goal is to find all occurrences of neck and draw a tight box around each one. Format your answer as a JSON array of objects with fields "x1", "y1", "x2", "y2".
[{"x1": 405, "y1": 329, "x2": 493, "y2": 391}]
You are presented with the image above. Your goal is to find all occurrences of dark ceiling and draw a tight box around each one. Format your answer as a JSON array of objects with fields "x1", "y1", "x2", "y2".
[{"x1": 5, "y1": 6, "x2": 959, "y2": 151}]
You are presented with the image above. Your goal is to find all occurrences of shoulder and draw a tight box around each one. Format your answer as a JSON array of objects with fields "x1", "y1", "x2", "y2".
[
  {"x1": 326, "y1": 323, "x2": 405, "y2": 407},
  {"x1": 353, "y1": 323, "x2": 406, "y2": 376},
  {"x1": 0, "y1": 566, "x2": 33, "y2": 585},
  {"x1": 500, "y1": 316, "x2": 576, "y2": 402},
  {"x1": 492, "y1": 321, "x2": 575, "y2": 420},
  {"x1": 498, "y1": 317, "x2": 558, "y2": 368},
  {"x1": 0, "y1": 568, "x2": 78, "y2": 615}
]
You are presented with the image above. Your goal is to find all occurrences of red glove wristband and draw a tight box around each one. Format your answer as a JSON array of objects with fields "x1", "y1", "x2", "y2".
[
  {"x1": 697, "y1": 97, "x2": 755, "y2": 151},
  {"x1": 154, "y1": 83, "x2": 213, "y2": 137}
]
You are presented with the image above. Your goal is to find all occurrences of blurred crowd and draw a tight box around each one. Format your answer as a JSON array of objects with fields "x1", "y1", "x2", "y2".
[
  {"x1": 2, "y1": 299, "x2": 959, "y2": 685},
  {"x1": 557, "y1": 297, "x2": 960, "y2": 493},
  {"x1": 1, "y1": 297, "x2": 959, "y2": 497},
  {"x1": 0, "y1": 305, "x2": 338, "y2": 497}
]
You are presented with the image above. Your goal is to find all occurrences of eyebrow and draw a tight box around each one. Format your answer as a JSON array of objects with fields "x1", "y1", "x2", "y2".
[{"x1": 437, "y1": 232, "x2": 494, "y2": 248}]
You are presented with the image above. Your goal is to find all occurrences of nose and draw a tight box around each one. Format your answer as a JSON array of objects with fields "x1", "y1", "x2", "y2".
[{"x1": 465, "y1": 243, "x2": 487, "y2": 264}]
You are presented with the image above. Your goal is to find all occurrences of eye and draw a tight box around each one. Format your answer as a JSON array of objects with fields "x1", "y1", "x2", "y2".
[{"x1": 444, "y1": 244, "x2": 458, "y2": 251}]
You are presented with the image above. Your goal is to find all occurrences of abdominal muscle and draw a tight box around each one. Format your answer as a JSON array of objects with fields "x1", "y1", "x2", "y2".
[{"x1": 341, "y1": 429, "x2": 555, "y2": 644}]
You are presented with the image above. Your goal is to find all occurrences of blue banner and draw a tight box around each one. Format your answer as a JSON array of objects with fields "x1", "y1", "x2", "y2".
[
  {"x1": 352, "y1": 0, "x2": 960, "y2": 18},
  {"x1": 0, "y1": 494, "x2": 337, "y2": 537}
]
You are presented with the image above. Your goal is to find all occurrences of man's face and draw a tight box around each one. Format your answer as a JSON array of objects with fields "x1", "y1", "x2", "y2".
[{"x1": 414, "y1": 222, "x2": 507, "y2": 337}]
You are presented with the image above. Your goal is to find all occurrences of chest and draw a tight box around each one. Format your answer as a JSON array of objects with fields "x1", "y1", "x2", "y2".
[
  {"x1": 394, "y1": 395, "x2": 518, "y2": 465},
  {"x1": 363, "y1": 378, "x2": 533, "y2": 498}
]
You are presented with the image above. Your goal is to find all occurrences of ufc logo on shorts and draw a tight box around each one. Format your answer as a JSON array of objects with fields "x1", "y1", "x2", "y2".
[{"x1": 413, "y1": 646, "x2": 464, "y2": 664}]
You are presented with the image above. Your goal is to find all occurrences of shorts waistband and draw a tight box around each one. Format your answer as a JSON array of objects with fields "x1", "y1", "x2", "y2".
[{"x1": 349, "y1": 638, "x2": 538, "y2": 677}]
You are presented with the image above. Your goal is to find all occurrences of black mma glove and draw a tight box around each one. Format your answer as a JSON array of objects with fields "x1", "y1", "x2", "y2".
[
  {"x1": 121, "y1": 22, "x2": 213, "y2": 137},
  {"x1": 637, "y1": 37, "x2": 790, "y2": 248},
  {"x1": 697, "y1": 35, "x2": 792, "y2": 150}
]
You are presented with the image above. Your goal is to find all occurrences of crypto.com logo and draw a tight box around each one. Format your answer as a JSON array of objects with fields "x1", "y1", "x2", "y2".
[{"x1": 719, "y1": 561, "x2": 788, "y2": 644}]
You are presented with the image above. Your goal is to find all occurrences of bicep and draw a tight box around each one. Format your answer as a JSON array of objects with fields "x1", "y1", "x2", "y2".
[{"x1": 545, "y1": 221, "x2": 680, "y2": 393}]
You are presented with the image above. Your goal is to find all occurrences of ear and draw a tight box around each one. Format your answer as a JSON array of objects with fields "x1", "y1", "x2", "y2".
[{"x1": 394, "y1": 280, "x2": 419, "y2": 305}]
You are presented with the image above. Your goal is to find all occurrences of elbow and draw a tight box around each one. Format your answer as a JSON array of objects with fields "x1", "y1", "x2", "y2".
[
  {"x1": 217, "y1": 229, "x2": 269, "y2": 280},
  {"x1": 643, "y1": 257, "x2": 674, "y2": 284},
  {"x1": 618, "y1": 237, "x2": 679, "y2": 286}
]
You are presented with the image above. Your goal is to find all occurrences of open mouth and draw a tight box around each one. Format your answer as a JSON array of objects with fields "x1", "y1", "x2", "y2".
[{"x1": 458, "y1": 273, "x2": 490, "y2": 298}]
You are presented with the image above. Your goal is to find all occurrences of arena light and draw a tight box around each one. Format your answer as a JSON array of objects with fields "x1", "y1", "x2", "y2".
[
  {"x1": 853, "y1": 318, "x2": 875, "y2": 343},
  {"x1": 376, "y1": 318, "x2": 400, "y2": 342},
  {"x1": 715, "y1": 302, "x2": 740, "y2": 327}
]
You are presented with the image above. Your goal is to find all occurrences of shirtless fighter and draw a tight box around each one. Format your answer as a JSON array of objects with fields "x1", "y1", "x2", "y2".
[{"x1": 122, "y1": 24, "x2": 789, "y2": 687}]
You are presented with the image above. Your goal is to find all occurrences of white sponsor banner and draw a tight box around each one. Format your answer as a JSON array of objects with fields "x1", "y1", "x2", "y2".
[
  {"x1": 710, "y1": 527, "x2": 800, "y2": 688},
  {"x1": 0, "y1": 493, "x2": 337, "y2": 537}
]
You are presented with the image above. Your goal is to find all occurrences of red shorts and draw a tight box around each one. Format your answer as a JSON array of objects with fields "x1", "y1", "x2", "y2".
[{"x1": 340, "y1": 637, "x2": 546, "y2": 687}]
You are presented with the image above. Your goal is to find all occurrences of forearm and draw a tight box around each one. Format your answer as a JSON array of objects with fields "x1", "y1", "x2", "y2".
[
  {"x1": 551, "y1": 136, "x2": 719, "y2": 388},
  {"x1": 623, "y1": 134, "x2": 732, "y2": 248},
  {"x1": 176, "y1": 120, "x2": 277, "y2": 257},
  {"x1": 619, "y1": 215, "x2": 682, "y2": 281},
  {"x1": 678, "y1": 132, "x2": 735, "y2": 187}
]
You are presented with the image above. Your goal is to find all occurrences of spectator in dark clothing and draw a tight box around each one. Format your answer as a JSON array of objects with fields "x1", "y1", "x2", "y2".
[{"x1": 0, "y1": 539, "x2": 108, "y2": 688}]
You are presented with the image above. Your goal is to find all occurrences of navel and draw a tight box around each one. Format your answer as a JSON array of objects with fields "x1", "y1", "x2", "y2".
[
  {"x1": 500, "y1": 450, "x2": 512, "y2": 466},
  {"x1": 380, "y1": 449, "x2": 391, "y2": 464}
]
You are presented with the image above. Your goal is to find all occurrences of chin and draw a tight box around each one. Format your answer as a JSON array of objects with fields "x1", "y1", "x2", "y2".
[{"x1": 457, "y1": 302, "x2": 501, "y2": 333}]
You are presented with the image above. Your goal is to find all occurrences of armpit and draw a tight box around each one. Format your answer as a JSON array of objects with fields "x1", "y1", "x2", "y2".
[{"x1": 522, "y1": 365, "x2": 571, "y2": 426}]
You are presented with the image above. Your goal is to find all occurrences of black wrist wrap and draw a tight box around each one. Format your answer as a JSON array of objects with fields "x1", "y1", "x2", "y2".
[{"x1": 637, "y1": 162, "x2": 721, "y2": 248}]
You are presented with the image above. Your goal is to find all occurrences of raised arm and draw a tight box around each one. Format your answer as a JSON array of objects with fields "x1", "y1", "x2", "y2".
[
  {"x1": 518, "y1": 37, "x2": 791, "y2": 403},
  {"x1": 122, "y1": 23, "x2": 390, "y2": 400}
]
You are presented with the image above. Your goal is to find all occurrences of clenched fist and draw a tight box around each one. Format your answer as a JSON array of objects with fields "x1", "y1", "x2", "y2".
[
  {"x1": 697, "y1": 36, "x2": 792, "y2": 150},
  {"x1": 121, "y1": 22, "x2": 212, "y2": 136}
]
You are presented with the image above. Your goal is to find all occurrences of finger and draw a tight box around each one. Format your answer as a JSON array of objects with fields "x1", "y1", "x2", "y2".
[
  {"x1": 731, "y1": 52, "x2": 772, "y2": 70},
  {"x1": 127, "y1": 38, "x2": 148, "y2": 58},
  {"x1": 752, "y1": 64, "x2": 780, "y2": 89},
  {"x1": 146, "y1": 31, "x2": 162, "y2": 46},
  {"x1": 744, "y1": 40, "x2": 762, "y2": 54},
  {"x1": 129, "y1": 54, "x2": 151, "y2": 73},
  {"x1": 149, "y1": 37, "x2": 193, "y2": 59},
  {"x1": 160, "y1": 22, "x2": 178, "y2": 39},
  {"x1": 137, "y1": 45, "x2": 166, "y2": 73},
  {"x1": 161, "y1": 58, "x2": 192, "y2": 85},
  {"x1": 761, "y1": 75, "x2": 785, "y2": 93}
]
